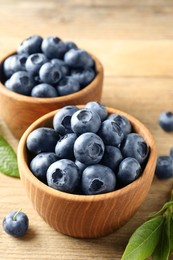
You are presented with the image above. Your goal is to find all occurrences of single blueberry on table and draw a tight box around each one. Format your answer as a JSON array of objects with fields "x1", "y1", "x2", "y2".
[
  {"x1": 107, "y1": 113, "x2": 132, "y2": 137},
  {"x1": 8, "y1": 71, "x2": 34, "y2": 95},
  {"x1": 26, "y1": 127, "x2": 59, "y2": 154},
  {"x1": 159, "y1": 111, "x2": 173, "y2": 132},
  {"x1": 25, "y1": 53, "x2": 48, "y2": 75},
  {"x1": 17, "y1": 35, "x2": 43, "y2": 55},
  {"x1": 117, "y1": 157, "x2": 142, "y2": 186},
  {"x1": 71, "y1": 108, "x2": 101, "y2": 134},
  {"x1": 64, "y1": 49, "x2": 94, "y2": 69},
  {"x1": 47, "y1": 159, "x2": 80, "y2": 193},
  {"x1": 53, "y1": 105, "x2": 79, "y2": 135},
  {"x1": 71, "y1": 67, "x2": 95, "y2": 87},
  {"x1": 55, "y1": 133, "x2": 78, "y2": 160},
  {"x1": 101, "y1": 145, "x2": 123, "y2": 171},
  {"x1": 39, "y1": 62, "x2": 62, "y2": 85},
  {"x1": 51, "y1": 58, "x2": 70, "y2": 77},
  {"x1": 121, "y1": 133, "x2": 149, "y2": 165},
  {"x1": 57, "y1": 76, "x2": 80, "y2": 96},
  {"x1": 31, "y1": 83, "x2": 58, "y2": 98},
  {"x1": 155, "y1": 156, "x2": 173, "y2": 179},
  {"x1": 74, "y1": 132, "x2": 105, "y2": 165},
  {"x1": 81, "y1": 164, "x2": 116, "y2": 195},
  {"x1": 30, "y1": 152, "x2": 58, "y2": 183},
  {"x1": 2, "y1": 210, "x2": 29, "y2": 237},
  {"x1": 85, "y1": 101, "x2": 108, "y2": 121},
  {"x1": 41, "y1": 36, "x2": 67, "y2": 59},
  {"x1": 98, "y1": 119, "x2": 124, "y2": 147}
]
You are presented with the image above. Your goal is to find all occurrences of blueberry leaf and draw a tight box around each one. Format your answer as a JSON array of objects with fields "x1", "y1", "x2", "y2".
[
  {"x1": 0, "y1": 135, "x2": 19, "y2": 178},
  {"x1": 149, "y1": 201, "x2": 173, "y2": 218},
  {"x1": 121, "y1": 216, "x2": 164, "y2": 260},
  {"x1": 170, "y1": 215, "x2": 173, "y2": 251}
]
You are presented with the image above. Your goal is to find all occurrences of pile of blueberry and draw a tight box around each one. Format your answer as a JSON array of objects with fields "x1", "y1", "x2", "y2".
[
  {"x1": 26, "y1": 101, "x2": 150, "y2": 195},
  {"x1": 2, "y1": 35, "x2": 96, "y2": 97}
]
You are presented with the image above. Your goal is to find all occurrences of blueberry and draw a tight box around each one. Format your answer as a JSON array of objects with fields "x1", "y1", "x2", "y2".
[
  {"x1": 107, "y1": 114, "x2": 132, "y2": 136},
  {"x1": 101, "y1": 146, "x2": 123, "y2": 171},
  {"x1": 85, "y1": 101, "x2": 108, "y2": 121},
  {"x1": 31, "y1": 83, "x2": 58, "y2": 98},
  {"x1": 155, "y1": 156, "x2": 173, "y2": 179},
  {"x1": 51, "y1": 58, "x2": 70, "y2": 77},
  {"x1": 64, "y1": 49, "x2": 94, "y2": 69},
  {"x1": 4, "y1": 79, "x2": 12, "y2": 90},
  {"x1": 81, "y1": 164, "x2": 116, "y2": 195},
  {"x1": 57, "y1": 76, "x2": 80, "y2": 96},
  {"x1": 8, "y1": 71, "x2": 34, "y2": 95},
  {"x1": 47, "y1": 159, "x2": 80, "y2": 193},
  {"x1": 98, "y1": 119, "x2": 124, "y2": 147},
  {"x1": 30, "y1": 152, "x2": 58, "y2": 183},
  {"x1": 25, "y1": 53, "x2": 48, "y2": 75},
  {"x1": 3, "y1": 55, "x2": 16, "y2": 78},
  {"x1": 64, "y1": 41, "x2": 78, "y2": 51},
  {"x1": 17, "y1": 35, "x2": 43, "y2": 54},
  {"x1": 117, "y1": 157, "x2": 142, "y2": 186},
  {"x1": 170, "y1": 147, "x2": 173, "y2": 158},
  {"x1": 159, "y1": 111, "x2": 173, "y2": 132},
  {"x1": 75, "y1": 160, "x2": 87, "y2": 174},
  {"x1": 2, "y1": 210, "x2": 29, "y2": 237},
  {"x1": 41, "y1": 36, "x2": 67, "y2": 59},
  {"x1": 53, "y1": 105, "x2": 79, "y2": 135},
  {"x1": 39, "y1": 62, "x2": 62, "y2": 85},
  {"x1": 26, "y1": 127, "x2": 59, "y2": 154},
  {"x1": 71, "y1": 108, "x2": 101, "y2": 134},
  {"x1": 55, "y1": 133, "x2": 78, "y2": 159},
  {"x1": 71, "y1": 67, "x2": 95, "y2": 87},
  {"x1": 74, "y1": 132, "x2": 105, "y2": 165},
  {"x1": 121, "y1": 133, "x2": 149, "y2": 165}
]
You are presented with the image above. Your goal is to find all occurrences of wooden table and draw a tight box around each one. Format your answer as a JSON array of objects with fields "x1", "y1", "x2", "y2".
[{"x1": 1, "y1": 1, "x2": 173, "y2": 259}]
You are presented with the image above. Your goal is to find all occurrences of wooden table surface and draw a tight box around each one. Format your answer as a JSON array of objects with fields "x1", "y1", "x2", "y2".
[{"x1": 1, "y1": 0, "x2": 173, "y2": 259}]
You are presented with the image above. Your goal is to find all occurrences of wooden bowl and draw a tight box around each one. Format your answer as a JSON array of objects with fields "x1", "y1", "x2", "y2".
[
  {"x1": 17, "y1": 106, "x2": 157, "y2": 238},
  {"x1": 0, "y1": 52, "x2": 103, "y2": 139}
]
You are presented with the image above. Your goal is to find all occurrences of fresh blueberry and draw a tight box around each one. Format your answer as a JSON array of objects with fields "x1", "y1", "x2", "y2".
[
  {"x1": 4, "y1": 79, "x2": 12, "y2": 90},
  {"x1": 98, "y1": 119, "x2": 124, "y2": 147},
  {"x1": 159, "y1": 111, "x2": 173, "y2": 132},
  {"x1": 75, "y1": 160, "x2": 87, "y2": 174},
  {"x1": 107, "y1": 114, "x2": 132, "y2": 136},
  {"x1": 25, "y1": 53, "x2": 47, "y2": 75},
  {"x1": 2, "y1": 210, "x2": 29, "y2": 237},
  {"x1": 46, "y1": 159, "x2": 80, "y2": 193},
  {"x1": 121, "y1": 133, "x2": 149, "y2": 165},
  {"x1": 17, "y1": 35, "x2": 43, "y2": 54},
  {"x1": 117, "y1": 157, "x2": 142, "y2": 186},
  {"x1": 41, "y1": 36, "x2": 67, "y2": 59},
  {"x1": 155, "y1": 156, "x2": 173, "y2": 179},
  {"x1": 85, "y1": 101, "x2": 108, "y2": 121},
  {"x1": 71, "y1": 108, "x2": 101, "y2": 134},
  {"x1": 55, "y1": 133, "x2": 78, "y2": 159},
  {"x1": 81, "y1": 164, "x2": 116, "y2": 195},
  {"x1": 74, "y1": 132, "x2": 105, "y2": 165},
  {"x1": 71, "y1": 67, "x2": 96, "y2": 87},
  {"x1": 39, "y1": 62, "x2": 62, "y2": 85},
  {"x1": 30, "y1": 152, "x2": 58, "y2": 183},
  {"x1": 64, "y1": 49, "x2": 94, "y2": 69},
  {"x1": 64, "y1": 41, "x2": 78, "y2": 51},
  {"x1": 26, "y1": 127, "x2": 59, "y2": 154},
  {"x1": 51, "y1": 58, "x2": 70, "y2": 77},
  {"x1": 101, "y1": 146, "x2": 123, "y2": 171},
  {"x1": 57, "y1": 76, "x2": 80, "y2": 96},
  {"x1": 53, "y1": 105, "x2": 79, "y2": 135},
  {"x1": 3, "y1": 55, "x2": 16, "y2": 78},
  {"x1": 31, "y1": 83, "x2": 58, "y2": 97},
  {"x1": 8, "y1": 71, "x2": 34, "y2": 95}
]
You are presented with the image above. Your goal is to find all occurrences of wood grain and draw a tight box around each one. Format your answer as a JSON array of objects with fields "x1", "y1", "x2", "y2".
[{"x1": 0, "y1": 0, "x2": 173, "y2": 259}]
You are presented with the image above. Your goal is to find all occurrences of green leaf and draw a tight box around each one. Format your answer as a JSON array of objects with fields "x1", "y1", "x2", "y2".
[
  {"x1": 152, "y1": 217, "x2": 170, "y2": 260},
  {"x1": 149, "y1": 201, "x2": 173, "y2": 218},
  {"x1": 0, "y1": 135, "x2": 19, "y2": 178},
  {"x1": 121, "y1": 216, "x2": 164, "y2": 260},
  {"x1": 170, "y1": 215, "x2": 173, "y2": 251}
]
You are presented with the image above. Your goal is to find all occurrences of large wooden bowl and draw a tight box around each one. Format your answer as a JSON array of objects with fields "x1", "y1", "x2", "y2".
[
  {"x1": 18, "y1": 106, "x2": 157, "y2": 238},
  {"x1": 0, "y1": 52, "x2": 103, "y2": 139}
]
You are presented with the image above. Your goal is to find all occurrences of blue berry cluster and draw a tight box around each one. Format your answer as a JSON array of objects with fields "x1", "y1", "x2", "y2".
[
  {"x1": 26, "y1": 102, "x2": 150, "y2": 195},
  {"x1": 2, "y1": 35, "x2": 96, "y2": 97}
]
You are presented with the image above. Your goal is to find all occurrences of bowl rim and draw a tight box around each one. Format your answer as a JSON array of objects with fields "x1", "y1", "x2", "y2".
[
  {"x1": 18, "y1": 106, "x2": 157, "y2": 202},
  {"x1": 0, "y1": 51, "x2": 103, "y2": 103}
]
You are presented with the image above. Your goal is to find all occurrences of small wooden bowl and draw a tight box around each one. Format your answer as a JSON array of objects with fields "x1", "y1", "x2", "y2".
[
  {"x1": 18, "y1": 106, "x2": 157, "y2": 238},
  {"x1": 0, "y1": 52, "x2": 103, "y2": 139}
]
